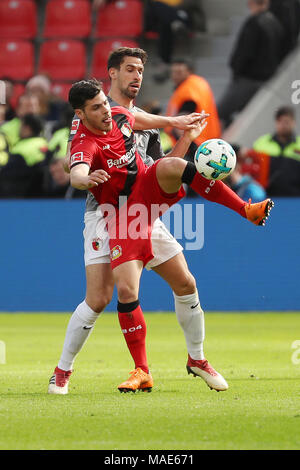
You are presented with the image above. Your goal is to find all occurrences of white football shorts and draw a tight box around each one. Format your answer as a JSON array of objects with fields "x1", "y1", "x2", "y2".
[{"x1": 83, "y1": 211, "x2": 183, "y2": 269}]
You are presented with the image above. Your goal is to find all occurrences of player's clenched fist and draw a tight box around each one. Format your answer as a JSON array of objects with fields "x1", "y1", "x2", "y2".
[
  {"x1": 86, "y1": 169, "x2": 110, "y2": 188},
  {"x1": 70, "y1": 164, "x2": 110, "y2": 190}
]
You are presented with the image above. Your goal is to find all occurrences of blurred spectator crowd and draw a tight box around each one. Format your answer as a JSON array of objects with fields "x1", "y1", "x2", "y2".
[
  {"x1": 0, "y1": 0, "x2": 299, "y2": 200},
  {"x1": 0, "y1": 74, "x2": 83, "y2": 198}
]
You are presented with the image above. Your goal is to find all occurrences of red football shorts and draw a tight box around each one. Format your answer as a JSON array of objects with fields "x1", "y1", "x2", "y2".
[{"x1": 108, "y1": 160, "x2": 185, "y2": 269}]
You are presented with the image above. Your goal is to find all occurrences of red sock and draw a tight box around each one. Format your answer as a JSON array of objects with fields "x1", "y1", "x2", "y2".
[
  {"x1": 183, "y1": 163, "x2": 247, "y2": 217},
  {"x1": 118, "y1": 301, "x2": 148, "y2": 373}
]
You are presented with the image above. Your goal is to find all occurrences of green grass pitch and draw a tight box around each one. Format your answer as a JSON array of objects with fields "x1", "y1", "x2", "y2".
[{"x1": 0, "y1": 312, "x2": 299, "y2": 450}]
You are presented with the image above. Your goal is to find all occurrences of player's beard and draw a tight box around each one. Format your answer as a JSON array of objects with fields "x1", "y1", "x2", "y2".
[{"x1": 122, "y1": 84, "x2": 140, "y2": 100}]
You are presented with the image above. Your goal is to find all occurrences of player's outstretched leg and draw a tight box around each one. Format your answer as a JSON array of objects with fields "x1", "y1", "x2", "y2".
[
  {"x1": 156, "y1": 158, "x2": 274, "y2": 226},
  {"x1": 181, "y1": 162, "x2": 274, "y2": 226},
  {"x1": 186, "y1": 356, "x2": 228, "y2": 392},
  {"x1": 244, "y1": 198, "x2": 274, "y2": 226}
]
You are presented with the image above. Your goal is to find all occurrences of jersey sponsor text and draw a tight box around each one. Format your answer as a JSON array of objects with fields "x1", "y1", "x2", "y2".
[{"x1": 107, "y1": 144, "x2": 136, "y2": 169}]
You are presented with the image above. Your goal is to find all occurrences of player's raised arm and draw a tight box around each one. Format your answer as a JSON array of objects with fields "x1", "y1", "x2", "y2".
[
  {"x1": 166, "y1": 115, "x2": 209, "y2": 159},
  {"x1": 70, "y1": 164, "x2": 110, "y2": 190},
  {"x1": 133, "y1": 111, "x2": 209, "y2": 131}
]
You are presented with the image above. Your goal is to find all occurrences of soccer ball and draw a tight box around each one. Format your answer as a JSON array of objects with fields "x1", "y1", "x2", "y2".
[{"x1": 194, "y1": 139, "x2": 236, "y2": 180}]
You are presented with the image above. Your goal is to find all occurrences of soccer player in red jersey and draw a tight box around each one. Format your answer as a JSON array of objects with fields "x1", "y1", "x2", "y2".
[
  {"x1": 67, "y1": 79, "x2": 273, "y2": 392},
  {"x1": 49, "y1": 48, "x2": 230, "y2": 396}
]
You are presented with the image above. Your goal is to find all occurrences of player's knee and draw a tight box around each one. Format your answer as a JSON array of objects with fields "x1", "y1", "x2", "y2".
[
  {"x1": 173, "y1": 272, "x2": 196, "y2": 296},
  {"x1": 86, "y1": 293, "x2": 112, "y2": 313},
  {"x1": 117, "y1": 281, "x2": 137, "y2": 304},
  {"x1": 158, "y1": 157, "x2": 186, "y2": 179}
]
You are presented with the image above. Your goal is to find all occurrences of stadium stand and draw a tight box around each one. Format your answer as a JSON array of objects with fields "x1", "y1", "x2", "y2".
[
  {"x1": 38, "y1": 40, "x2": 87, "y2": 80},
  {"x1": 91, "y1": 38, "x2": 139, "y2": 79},
  {"x1": 1, "y1": 0, "x2": 298, "y2": 202},
  {"x1": 94, "y1": 0, "x2": 143, "y2": 38},
  {"x1": 0, "y1": 0, "x2": 37, "y2": 40},
  {"x1": 0, "y1": 40, "x2": 34, "y2": 80},
  {"x1": 223, "y1": 45, "x2": 300, "y2": 147},
  {"x1": 43, "y1": 0, "x2": 92, "y2": 39}
]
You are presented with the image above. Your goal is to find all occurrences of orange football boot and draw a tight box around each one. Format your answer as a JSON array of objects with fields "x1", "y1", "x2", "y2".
[
  {"x1": 118, "y1": 368, "x2": 153, "y2": 393},
  {"x1": 244, "y1": 198, "x2": 274, "y2": 226}
]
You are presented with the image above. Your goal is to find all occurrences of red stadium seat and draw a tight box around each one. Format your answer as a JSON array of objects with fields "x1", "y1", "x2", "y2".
[
  {"x1": 91, "y1": 39, "x2": 139, "y2": 79},
  {"x1": 101, "y1": 79, "x2": 111, "y2": 95},
  {"x1": 52, "y1": 81, "x2": 110, "y2": 102},
  {"x1": 10, "y1": 83, "x2": 26, "y2": 109},
  {"x1": 94, "y1": 0, "x2": 143, "y2": 38},
  {"x1": 0, "y1": 0, "x2": 37, "y2": 39},
  {"x1": 38, "y1": 40, "x2": 86, "y2": 80},
  {"x1": 44, "y1": 0, "x2": 91, "y2": 39},
  {"x1": 0, "y1": 40, "x2": 34, "y2": 80}
]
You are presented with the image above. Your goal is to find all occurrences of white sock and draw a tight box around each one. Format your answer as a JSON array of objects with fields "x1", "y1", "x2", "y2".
[
  {"x1": 58, "y1": 300, "x2": 100, "y2": 371},
  {"x1": 173, "y1": 290, "x2": 205, "y2": 360}
]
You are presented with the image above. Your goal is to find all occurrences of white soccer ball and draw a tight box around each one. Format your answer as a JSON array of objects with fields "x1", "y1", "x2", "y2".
[{"x1": 194, "y1": 139, "x2": 236, "y2": 180}]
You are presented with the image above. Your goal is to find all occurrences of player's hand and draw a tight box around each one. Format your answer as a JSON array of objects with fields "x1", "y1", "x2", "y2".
[
  {"x1": 184, "y1": 114, "x2": 208, "y2": 141},
  {"x1": 171, "y1": 112, "x2": 210, "y2": 130},
  {"x1": 86, "y1": 169, "x2": 110, "y2": 188}
]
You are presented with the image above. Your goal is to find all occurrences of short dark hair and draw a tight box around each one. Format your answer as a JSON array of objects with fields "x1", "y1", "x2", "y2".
[
  {"x1": 21, "y1": 113, "x2": 43, "y2": 137},
  {"x1": 107, "y1": 47, "x2": 148, "y2": 71},
  {"x1": 275, "y1": 106, "x2": 295, "y2": 120},
  {"x1": 171, "y1": 58, "x2": 194, "y2": 73},
  {"x1": 69, "y1": 78, "x2": 103, "y2": 110}
]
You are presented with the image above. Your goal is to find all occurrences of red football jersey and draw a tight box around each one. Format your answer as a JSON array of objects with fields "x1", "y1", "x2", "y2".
[{"x1": 70, "y1": 106, "x2": 147, "y2": 207}]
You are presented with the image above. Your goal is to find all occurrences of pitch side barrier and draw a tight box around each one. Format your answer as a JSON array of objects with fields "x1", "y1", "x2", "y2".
[{"x1": 0, "y1": 198, "x2": 299, "y2": 311}]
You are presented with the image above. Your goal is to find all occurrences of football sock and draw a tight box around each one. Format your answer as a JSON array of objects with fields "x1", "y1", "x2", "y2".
[
  {"x1": 182, "y1": 162, "x2": 247, "y2": 217},
  {"x1": 174, "y1": 290, "x2": 205, "y2": 360},
  {"x1": 58, "y1": 300, "x2": 100, "y2": 371},
  {"x1": 117, "y1": 300, "x2": 148, "y2": 373}
]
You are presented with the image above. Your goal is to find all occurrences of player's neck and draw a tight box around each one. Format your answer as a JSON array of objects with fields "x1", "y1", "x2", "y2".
[
  {"x1": 81, "y1": 120, "x2": 108, "y2": 136},
  {"x1": 108, "y1": 89, "x2": 133, "y2": 110}
]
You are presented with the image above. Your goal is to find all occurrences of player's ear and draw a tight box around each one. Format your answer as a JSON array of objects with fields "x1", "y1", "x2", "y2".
[
  {"x1": 75, "y1": 108, "x2": 84, "y2": 120},
  {"x1": 108, "y1": 67, "x2": 117, "y2": 80}
]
